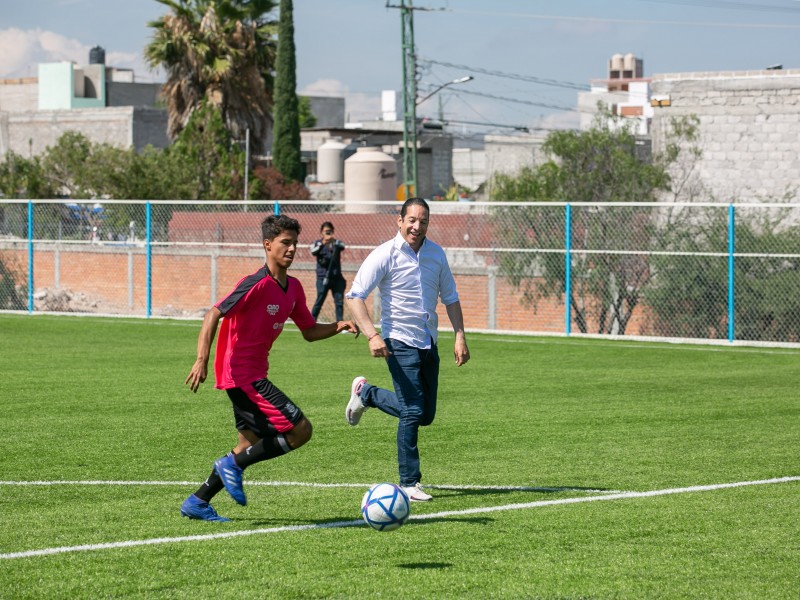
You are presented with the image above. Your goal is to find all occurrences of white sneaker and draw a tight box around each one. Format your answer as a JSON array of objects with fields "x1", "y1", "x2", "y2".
[
  {"x1": 402, "y1": 483, "x2": 433, "y2": 502},
  {"x1": 346, "y1": 376, "x2": 368, "y2": 426}
]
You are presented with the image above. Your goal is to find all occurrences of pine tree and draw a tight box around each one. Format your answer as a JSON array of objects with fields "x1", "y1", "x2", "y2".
[{"x1": 272, "y1": 0, "x2": 303, "y2": 182}]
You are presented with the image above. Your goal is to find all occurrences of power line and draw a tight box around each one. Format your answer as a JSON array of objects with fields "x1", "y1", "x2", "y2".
[
  {"x1": 639, "y1": 0, "x2": 800, "y2": 14},
  {"x1": 418, "y1": 56, "x2": 590, "y2": 91},
  {"x1": 447, "y1": 87, "x2": 579, "y2": 113},
  {"x1": 446, "y1": 8, "x2": 800, "y2": 29}
]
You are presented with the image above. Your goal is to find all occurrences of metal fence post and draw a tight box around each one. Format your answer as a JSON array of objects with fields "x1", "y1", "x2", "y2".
[
  {"x1": 728, "y1": 203, "x2": 735, "y2": 343},
  {"x1": 27, "y1": 200, "x2": 34, "y2": 313},
  {"x1": 565, "y1": 202, "x2": 572, "y2": 336},
  {"x1": 146, "y1": 201, "x2": 152, "y2": 318}
]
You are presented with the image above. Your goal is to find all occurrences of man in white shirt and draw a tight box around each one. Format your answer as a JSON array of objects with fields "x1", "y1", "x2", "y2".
[{"x1": 344, "y1": 197, "x2": 470, "y2": 501}]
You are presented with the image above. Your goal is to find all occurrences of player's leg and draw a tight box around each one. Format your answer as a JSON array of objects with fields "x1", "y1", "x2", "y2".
[
  {"x1": 215, "y1": 380, "x2": 309, "y2": 505},
  {"x1": 385, "y1": 340, "x2": 434, "y2": 501},
  {"x1": 418, "y1": 343, "x2": 440, "y2": 427},
  {"x1": 181, "y1": 401, "x2": 262, "y2": 521}
]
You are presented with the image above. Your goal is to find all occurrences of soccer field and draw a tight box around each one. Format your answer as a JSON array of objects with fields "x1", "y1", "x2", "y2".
[{"x1": 0, "y1": 314, "x2": 798, "y2": 598}]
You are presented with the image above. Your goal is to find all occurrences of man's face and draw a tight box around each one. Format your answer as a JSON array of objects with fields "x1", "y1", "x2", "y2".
[
  {"x1": 321, "y1": 227, "x2": 334, "y2": 244},
  {"x1": 398, "y1": 204, "x2": 429, "y2": 251},
  {"x1": 264, "y1": 230, "x2": 298, "y2": 269}
]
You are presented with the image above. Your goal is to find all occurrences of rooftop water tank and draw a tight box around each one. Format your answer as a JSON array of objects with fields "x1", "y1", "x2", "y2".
[
  {"x1": 317, "y1": 138, "x2": 347, "y2": 183},
  {"x1": 89, "y1": 46, "x2": 106, "y2": 65},
  {"x1": 344, "y1": 147, "x2": 397, "y2": 213}
]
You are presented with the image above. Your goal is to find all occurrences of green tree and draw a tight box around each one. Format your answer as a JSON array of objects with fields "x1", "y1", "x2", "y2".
[
  {"x1": 0, "y1": 152, "x2": 56, "y2": 199},
  {"x1": 145, "y1": 0, "x2": 277, "y2": 154},
  {"x1": 39, "y1": 131, "x2": 95, "y2": 198},
  {"x1": 492, "y1": 112, "x2": 699, "y2": 335},
  {"x1": 271, "y1": 0, "x2": 303, "y2": 182},
  {"x1": 167, "y1": 101, "x2": 247, "y2": 200},
  {"x1": 647, "y1": 204, "x2": 800, "y2": 342},
  {"x1": 298, "y1": 95, "x2": 317, "y2": 129}
]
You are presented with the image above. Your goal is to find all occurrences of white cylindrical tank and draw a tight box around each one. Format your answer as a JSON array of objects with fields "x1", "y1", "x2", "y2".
[
  {"x1": 317, "y1": 137, "x2": 347, "y2": 183},
  {"x1": 344, "y1": 147, "x2": 397, "y2": 213}
]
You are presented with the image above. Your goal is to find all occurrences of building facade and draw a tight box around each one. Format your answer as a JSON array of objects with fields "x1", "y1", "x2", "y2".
[{"x1": 650, "y1": 68, "x2": 800, "y2": 202}]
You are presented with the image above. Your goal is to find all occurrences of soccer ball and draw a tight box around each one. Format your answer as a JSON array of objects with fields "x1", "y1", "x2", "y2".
[{"x1": 360, "y1": 483, "x2": 411, "y2": 531}]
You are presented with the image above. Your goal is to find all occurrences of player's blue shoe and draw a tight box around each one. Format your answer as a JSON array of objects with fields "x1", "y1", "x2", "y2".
[
  {"x1": 180, "y1": 494, "x2": 231, "y2": 522},
  {"x1": 214, "y1": 454, "x2": 247, "y2": 506}
]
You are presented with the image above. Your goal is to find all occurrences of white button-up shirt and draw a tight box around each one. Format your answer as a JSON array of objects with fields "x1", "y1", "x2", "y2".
[{"x1": 346, "y1": 232, "x2": 459, "y2": 348}]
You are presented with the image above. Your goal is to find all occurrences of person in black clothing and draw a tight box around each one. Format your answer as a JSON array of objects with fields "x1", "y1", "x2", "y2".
[{"x1": 310, "y1": 221, "x2": 346, "y2": 321}]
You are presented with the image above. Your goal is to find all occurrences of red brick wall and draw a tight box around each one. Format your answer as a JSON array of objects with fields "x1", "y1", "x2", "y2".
[{"x1": 1, "y1": 246, "x2": 651, "y2": 335}]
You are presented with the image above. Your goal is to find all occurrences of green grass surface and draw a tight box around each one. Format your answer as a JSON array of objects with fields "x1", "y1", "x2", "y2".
[{"x1": 0, "y1": 314, "x2": 798, "y2": 598}]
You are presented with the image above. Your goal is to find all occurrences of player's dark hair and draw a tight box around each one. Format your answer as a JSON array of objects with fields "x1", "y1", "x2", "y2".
[
  {"x1": 320, "y1": 221, "x2": 334, "y2": 232},
  {"x1": 261, "y1": 214, "x2": 301, "y2": 241},
  {"x1": 400, "y1": 197, "x2": 430, "y2": 218}
]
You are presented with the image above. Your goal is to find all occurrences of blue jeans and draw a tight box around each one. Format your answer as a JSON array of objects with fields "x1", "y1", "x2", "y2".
[
  {"x1": 360, "y1": 338, "x2": 440, "y2": 486},
  {"x1": 311, "y1": 276, "x2": 345, "y2": 321}
]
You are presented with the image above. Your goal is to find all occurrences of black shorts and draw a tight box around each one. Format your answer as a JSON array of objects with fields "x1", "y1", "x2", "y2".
[{"x1": 225, "y1": 378, "x2": 304, "y2": 437}]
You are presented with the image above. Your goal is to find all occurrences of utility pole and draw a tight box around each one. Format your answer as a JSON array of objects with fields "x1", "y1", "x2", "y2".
[
  {"x1": 399, "y1": 0, "x2": 418, "y2": 200},
  {"x1": 387, "y1": 1, "x2": 447, "y2": 200}
]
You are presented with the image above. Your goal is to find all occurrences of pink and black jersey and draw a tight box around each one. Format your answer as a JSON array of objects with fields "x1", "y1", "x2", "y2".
[{"x1": 213, "y1": 265, "x2": 315, "y2": 389}]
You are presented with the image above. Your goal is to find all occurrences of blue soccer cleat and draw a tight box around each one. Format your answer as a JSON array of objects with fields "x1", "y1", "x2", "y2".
[
  {"x1": 180, "y1": 494, "x2": 231, "y2": 522},
  {"x1": 214, "y1": 454, "x2": 247, "y2": 506}
]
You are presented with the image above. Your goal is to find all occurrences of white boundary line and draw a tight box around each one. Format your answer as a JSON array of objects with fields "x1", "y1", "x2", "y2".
[
  {"x1": 1, "y1": 476, "x2": 797, "y2": 561},
  {"x1": 0, "y1": 480, "x2": 622, "y2": 493}
]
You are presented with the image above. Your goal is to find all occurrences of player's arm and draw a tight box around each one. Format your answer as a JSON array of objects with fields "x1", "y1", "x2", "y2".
[
  {"x1": 347, "y1": 297, "x2": 389, "y2": 358},
  {"x1": 445, "y1": 301, "x2": 470, "y2": 367},
  {"x1": 300, "y1": 320, "x2": 360, "y2": 342},
  {"x1": 185, "y1": 306, "x2": 223, "y2": 393}
]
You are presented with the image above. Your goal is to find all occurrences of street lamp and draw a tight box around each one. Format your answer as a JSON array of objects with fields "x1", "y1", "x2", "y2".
[
  {"x1": 416, "y1": 75, "x2": 474, "y2": 106},
  {"x1": 402, "y1": 75, "x2": 473, "y2": 200}
]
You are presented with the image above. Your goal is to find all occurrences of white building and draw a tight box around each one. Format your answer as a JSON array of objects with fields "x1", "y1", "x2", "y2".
[{"x1": 578, "y1": 53, "x2": 653, "y2": 134}]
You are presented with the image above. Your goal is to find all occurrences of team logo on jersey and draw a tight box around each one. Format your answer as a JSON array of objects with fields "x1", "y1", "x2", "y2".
[
  {"x1": 273, "y1": 322, "x2": 284, "y2": 330},
  {"x1": 266, "y1": 304, "x2": 280, "y2": 315}
]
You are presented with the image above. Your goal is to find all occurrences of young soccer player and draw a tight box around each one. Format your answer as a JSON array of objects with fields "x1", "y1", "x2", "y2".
[{"x1": 181, "y1": 214, "x2": 360, "y2": 521}]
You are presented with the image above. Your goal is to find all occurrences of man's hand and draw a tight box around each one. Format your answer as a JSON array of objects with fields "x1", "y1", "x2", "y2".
[
  {"x1": 337, "y1": 320, "x2": 360, "y2": 338},
  {"x1": 454, "y1": 337, "x2": 470, "y2": 367},
  {"x1": 368, "y1": 334, "x2": 391, "y2": 359},
  {"x1": 185, "y1": 359, "x2": 208, "y2": 393}
]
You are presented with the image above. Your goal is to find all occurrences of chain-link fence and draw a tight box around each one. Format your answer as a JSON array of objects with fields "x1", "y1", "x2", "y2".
[{"x1": 2, "y1": 199, "x2": 800, "y2": 346}]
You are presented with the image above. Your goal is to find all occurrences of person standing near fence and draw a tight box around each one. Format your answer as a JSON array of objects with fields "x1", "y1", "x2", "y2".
[
  {"x1": 181, "y1": 214, "x2": 360, "y2": 522},
  {"x1": 310, "y1": 221, "x2": 346, "y2": 321},
  {"x1": 344, "y1": 197, "x2": 470, "y2": 502}
]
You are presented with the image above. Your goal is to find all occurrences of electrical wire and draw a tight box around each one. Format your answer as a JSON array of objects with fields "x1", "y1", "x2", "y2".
[
  {"x1": 418, "y1": 56, "x2": 590, "y2": 91},
  {"x1": 639, "y1": 0, "x2": 800, "y2": 14},
  {"x1": 445, "y1": 8, "x2": 800, "y2": 29}
]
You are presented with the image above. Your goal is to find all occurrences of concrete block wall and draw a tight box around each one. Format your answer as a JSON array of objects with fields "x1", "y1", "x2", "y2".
[
  {"x1": 5, "y1": 106, "x2": 170, "y2": 156},
  {"x1": 8, "y1": 107, "x2": 136, "y2": 156},
  {"x1": 651, "y1": 69, "x2": 800, "y2": 202},
  {"x1": 0, "y1": 79, "x2": 38, "y2": 113}
]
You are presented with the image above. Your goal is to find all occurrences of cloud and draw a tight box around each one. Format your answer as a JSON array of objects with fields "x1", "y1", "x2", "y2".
[
  {"x1": 535, "y1": 111, "x2": 580, "y2": 131},
  {"x1": 300, "y1": 78, "x2": 381, "y2": 123},
  {"x1": 0, "y1": 28, "x2": 157, "y2": 81}
]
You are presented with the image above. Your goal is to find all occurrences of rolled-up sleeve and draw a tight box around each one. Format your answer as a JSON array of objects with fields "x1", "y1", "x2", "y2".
[
  {"x1": 438, "y1": 257, "x2": 459, "y2": 306},
  {"x1": 346, "y1": 242, "x2": 390, "y2": 300}
]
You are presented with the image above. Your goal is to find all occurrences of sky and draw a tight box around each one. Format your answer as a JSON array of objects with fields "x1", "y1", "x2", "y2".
[{"x1": 2, "y1": 0, "x2": 800, "y2": 136}]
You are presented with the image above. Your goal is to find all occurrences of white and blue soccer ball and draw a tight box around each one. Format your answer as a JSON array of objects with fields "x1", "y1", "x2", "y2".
[{"x1": 360, "y1": 483, "x2": 411, "y2": 531}]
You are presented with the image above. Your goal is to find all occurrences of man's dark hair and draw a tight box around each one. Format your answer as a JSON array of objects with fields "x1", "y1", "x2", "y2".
[
  {"x1": 400, "y1": 197, "x2": 430, "y2": 218},
  {"x1": 261, "y1": 214, "x2": 301, "y2": 241},
  {"x1": 320, "y1": 221, "x2": 334, "y2": 232}
]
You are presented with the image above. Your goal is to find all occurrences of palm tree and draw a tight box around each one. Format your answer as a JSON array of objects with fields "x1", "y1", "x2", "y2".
[{"x1": 145, "y1": 0, "x2": 278, "y2": 154}]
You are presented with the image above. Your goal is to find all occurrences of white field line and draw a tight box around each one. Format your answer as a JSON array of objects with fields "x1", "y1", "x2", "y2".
[
  {"x1": 0, "y1": 480, "x2": 622, "y2": 494},
  {"x1": 480, "y1": 335, "x2": 800, "y2": 355},
  {"x1": 1, "y1": 476, "x2": 797, "y2": 561}
]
